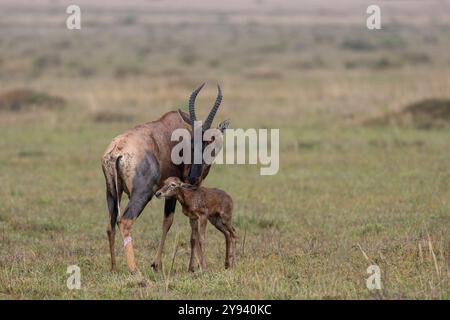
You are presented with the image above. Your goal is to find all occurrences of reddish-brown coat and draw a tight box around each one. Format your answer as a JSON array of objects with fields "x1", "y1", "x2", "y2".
[
  {"x1": 156, "y1": 177, "x2": 237, "y2": 271},
  {"x1": 101, "y1": 110, "x2": 191, "y2": 196}
]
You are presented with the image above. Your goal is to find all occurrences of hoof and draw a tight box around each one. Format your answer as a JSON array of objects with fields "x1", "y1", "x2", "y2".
[
  {"x1": 129, "y1": 267, "x2": 139, "y2": 275},
  {"x1": 151, "y1": 262, "x2": 160, "y2": 271}
]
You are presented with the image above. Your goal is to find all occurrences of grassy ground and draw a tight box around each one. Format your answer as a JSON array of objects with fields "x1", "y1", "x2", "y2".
[{"x1": 0, "y1": 1, "x2": 449, "y2": 299}]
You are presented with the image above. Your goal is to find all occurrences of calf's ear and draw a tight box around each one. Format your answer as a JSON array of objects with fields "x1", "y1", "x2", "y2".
[
  {"x1": 180, "y1": 183, "x2": 195, "y2": 189},
  {"x1": 217, "y1": 119, "x2": 230, "y2": 133}
]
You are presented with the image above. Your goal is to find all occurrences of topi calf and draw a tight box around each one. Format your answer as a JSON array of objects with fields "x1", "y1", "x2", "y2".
[{"x1": 155, "y1": 177, "x2": 237, "y2": 271}]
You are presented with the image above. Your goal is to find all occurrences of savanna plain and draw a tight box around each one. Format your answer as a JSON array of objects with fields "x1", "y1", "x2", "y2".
[{"x1": 0, "y1": 0, "x2": 449, "y2": 299}]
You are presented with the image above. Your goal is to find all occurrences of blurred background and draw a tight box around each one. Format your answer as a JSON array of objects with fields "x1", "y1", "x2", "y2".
[
  {"x1": 0, "y1": 0, "x2": 449, "y2": 299},
  {"x1": 1, "y1": 0, "x2": 449, "y2": 127}
]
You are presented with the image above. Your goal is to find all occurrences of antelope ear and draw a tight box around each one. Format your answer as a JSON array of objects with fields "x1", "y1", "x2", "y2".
[
  {"x1": 217, "y1": 119, "x2": 230, "y2": 133},
  {"x1": 178, "y1": 109, "x2": 192, "y2": 126}
]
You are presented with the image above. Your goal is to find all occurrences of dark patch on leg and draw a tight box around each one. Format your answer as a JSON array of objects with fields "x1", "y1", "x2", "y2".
[
  {"x1": 164, "y1": 197, "x2": 177, "y2": 217},
  {"x1": 116, "y1": 151, "x2": 161, "y2": 273},
  {"x1": 123, "y1": 152, "x2": 160, "y2": 220},
  {"x1": 104, "y1": 171, "x2": 122, "y2": 272},
  {"x1": 106, "y1": 192, "x2": 119, "y2": 228}
]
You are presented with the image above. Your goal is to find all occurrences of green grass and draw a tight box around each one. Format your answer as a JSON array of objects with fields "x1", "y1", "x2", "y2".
[
  {"x1": 0, "y1": 118, "x2": 448, "y2": 299},
  {"x1": 0, "y1": 1, "x2": 449, "y2": 299}
]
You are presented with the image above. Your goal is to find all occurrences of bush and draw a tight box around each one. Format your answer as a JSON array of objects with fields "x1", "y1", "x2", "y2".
[
  {"x1": 366, "y1": 99, "x2": 450, "y2": 129},
  {"x1": 0, "y1": 89, "x2": 65, "y2": 112},
  {"x1": 93, "y1": 111, "x2": 134, "y2": 123},
  {"x1": 341, "y1": 38, "x2": 375, "y2": 51},
  {"x1": 114, "y1": 65, "x2": 144, "y2": 78}
]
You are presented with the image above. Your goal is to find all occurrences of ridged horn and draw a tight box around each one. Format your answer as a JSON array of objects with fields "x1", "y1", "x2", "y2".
[
  {"x1": 203, "y1": 84, "x2": 222, "y2": 130},
  {"x1": 188, "y1": 83, "x2": 205, "y2": 125}
]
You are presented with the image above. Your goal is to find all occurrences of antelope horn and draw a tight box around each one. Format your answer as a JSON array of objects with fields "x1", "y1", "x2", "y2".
[
  {"x1": 203, "y1": 84, "x2": 222, "y2": 130},
  {"x1": 188, "y1": 83, "x2": 205, "y2": 125}
]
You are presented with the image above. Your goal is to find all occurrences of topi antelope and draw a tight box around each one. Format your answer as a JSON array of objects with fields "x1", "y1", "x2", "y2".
[
  {"x1": 101, "y1": 83, "x2": 229, "y2": 273},
  {"x1": 155, "y1": 177, "x2": 237, "y2": 271}
]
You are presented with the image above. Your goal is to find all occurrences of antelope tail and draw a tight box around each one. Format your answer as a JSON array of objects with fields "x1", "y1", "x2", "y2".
[{"x1": 113, "y1": 156, "x2": 122, "y2": 218}]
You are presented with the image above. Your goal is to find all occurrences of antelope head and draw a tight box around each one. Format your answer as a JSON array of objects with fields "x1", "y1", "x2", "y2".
[{"x1": 184, "y1": 83, "x2": 230, "y2": 185}]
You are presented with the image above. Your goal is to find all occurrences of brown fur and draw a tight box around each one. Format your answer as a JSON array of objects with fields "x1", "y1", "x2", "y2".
[
  {"x1": 156, "y1": 177, "x2": 237, "y2": 271},
  {"x1": 102, "y1": 111, "x2": 191, "y2": 195},
  {"x1": 101, "y1": 84, "x2": 228, "y2": 273},
  {"x1": 101, "y1": 111, "x2": 194, "y2": 272}
]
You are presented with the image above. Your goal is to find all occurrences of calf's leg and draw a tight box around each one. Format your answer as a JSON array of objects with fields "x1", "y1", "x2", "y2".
[
  {"x1": 209, "y1": 214, "x2": 232, "y2": 269},
  {"x1": 197, "y1": 216, "x2": 208, "y2": 271},
  {"x1": 188, "y1": 218, "x2": 199, "y2": 272},
  {"x1": 225, "y1": 220, "x2": 237, "y2": 269}
]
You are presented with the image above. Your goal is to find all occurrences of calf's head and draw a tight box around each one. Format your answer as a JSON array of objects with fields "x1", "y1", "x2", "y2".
[{"x1": 155, "y1": 177, "x2": 194, "y2": 199}]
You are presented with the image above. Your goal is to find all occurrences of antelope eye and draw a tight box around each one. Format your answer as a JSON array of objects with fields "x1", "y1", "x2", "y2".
[{"x1": 169, "y1": 183, "x2": 177, "y2": 188}]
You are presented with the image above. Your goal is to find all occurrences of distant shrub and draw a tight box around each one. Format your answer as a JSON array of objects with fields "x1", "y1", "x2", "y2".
[
  {"x1": 114, "y1": 65, "x2": 144, "y2": 78},
  {"x1": 291, "y1": 56, "x2": 326, "y2": 70},
  {"x1": 32, "y1": 54, "x2": 61, "y2": 69},
  {"x1": 208, "y1": 59, "x2": 221, "y2": 68},
  {"x1": 54, "y1": 40, "x2": 71, "y2": 50},
  {"x1": 403, "y1": 52, "x2": 431, "y2": 65},
  {"x1": 17, "y1": 150, "x2": 45, "y2": 158},
  {"x1": 423, "y1": 35, "x2": 438, "y2": 45},
  {"x1": 344, "y1": 60, "x2": 366, "y2": 70},
  {"x1": 179, "y1": 51, "x2": 198, "y2": 66},
  {"x1": 258, "y1": 42, "x2": 288, "y2": 53},
  {"x1": 371, "y1": 57, "x2": 401, "y2": 70},
  {"x1": 379, "y1": 34, "x2": 406, "y2": 49},
  {"x1": 78, "y1": 66, "x2": 97, "y2": 78},
  {"x1": 402, "y1": 99, "x2": 450, "y2": 128},
  {"x1": 31, "y1": 54, "x2": 61, "y2": 76},
  {"x1": 137, "y1": 46, "x2": 152, "y2": 57},
  {"x1": 93, "y1": 111, "x2": 134, "y2": 123},
  {"x1": 313, "y1": 32, "x2": 335, "y2": 44},
  {"x1": 344, "y1": 57, "x2": 401, "y2": 70},
  {"x1": 120, "y1": 15, "x2": 137, "y2": 25},
  {"x1": 341, "y1": 38, "x2": 375, "y2": 51},
  {"x1": 158, "y1": 68, "x2": 183, "y2": 77},
  {"x1": 366, "y1": 99, "x2": 450, "y2": 129},
  {"x1": 245, "y1": 68, "x2": 283, "y2": 80},
  {"x1": 0, "y1": 89, "x2": 65, "y2": 112}
]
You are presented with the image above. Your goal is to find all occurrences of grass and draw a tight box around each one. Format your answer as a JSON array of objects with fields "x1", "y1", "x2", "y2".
[
  {"x1": 0, "y1": 115, "x2": 448, "y2": 299},
  {"x1": 0, "y1": 0, "x2": 449, "y2": 299}
]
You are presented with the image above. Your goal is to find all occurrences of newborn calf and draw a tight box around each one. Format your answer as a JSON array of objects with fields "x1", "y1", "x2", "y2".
[{"x1": 155, "y1": 177, "x2": 237, "y2": 271}]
